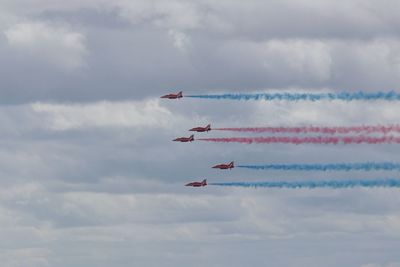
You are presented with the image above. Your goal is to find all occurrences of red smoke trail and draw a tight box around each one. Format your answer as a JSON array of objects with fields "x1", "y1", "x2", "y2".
[
  {"x1": 197, "y1": 136, "x2": 400, "y2": 144},
  {"x1": 213, "y1": 125, "x2": 400, "y2": 134}
]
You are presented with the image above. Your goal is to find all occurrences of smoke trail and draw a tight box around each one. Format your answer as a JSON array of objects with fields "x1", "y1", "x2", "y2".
[
  {"x1": 197, "y1": 136, "x2": 400, "y2": 144},
  {"x1": 210, "y1": 179, "x2": 400, "y2": 189},
  {"x1": 237, "y1": 162, "x2": 400, "y2": 171},
  {"x1": 186, "y1": 91, "x2": 400, "y2": 101},
  {"x1": 214, "y1": 125, "x2": 400, "y2": 134}
]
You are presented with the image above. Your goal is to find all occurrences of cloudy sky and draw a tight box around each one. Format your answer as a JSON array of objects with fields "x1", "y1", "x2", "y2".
[{"x1": 1, "y1": 0, "x2": 400, "y2": 266}]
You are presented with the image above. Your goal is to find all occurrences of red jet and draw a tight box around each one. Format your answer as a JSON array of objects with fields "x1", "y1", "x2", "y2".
[
  {"x1": 185, "y1": 179, "x2": 207, "y2": 187},
  {"x1": 189, "y1": 124, "x2": 211, "y2": 132},
  {"x1": 160, "y1": 91, "x2": 183, "y2": 99},
  {"x1": 173, "y1": 134, "x2": 194, "y2": 142},
  {"x1": 212, "y1": 161, "x2": 234, "y2": 169}
]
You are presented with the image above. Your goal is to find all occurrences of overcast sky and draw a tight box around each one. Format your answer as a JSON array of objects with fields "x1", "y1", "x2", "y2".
[{"x1": 1, "y1": 1, "x2": 400, "y2": 266}]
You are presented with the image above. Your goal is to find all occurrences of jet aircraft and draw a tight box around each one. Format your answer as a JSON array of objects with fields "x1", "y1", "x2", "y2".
[
  {"x1": 185, "y1": 179, "x2": 207, "y2": 187},
  {"x1": 212, "y1": 161, "x2": 234, "y2": 169},
  {"x1": 173, "y1": 135, "x2": 194, "y2": 142},
  {"x1": 160, "y1": 91, "x2": 183, "y2": 99},
  {"x1": 189, "y1": 124, "x2": 211, "y2": 132}
]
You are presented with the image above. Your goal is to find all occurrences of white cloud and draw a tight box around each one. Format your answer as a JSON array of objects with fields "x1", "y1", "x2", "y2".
[
  {"x1": 263, "y1": 40, "x2": 332, "y2": 82},
  {"x1": 219, "y1": 39, "x2": 332, "y2": 83},
  {"x1": 251, "y1": 92, "x2": 400, "y2": 126},
  {"x1": 4, "y1": 22, "x2": 87, "y2": 70},
  {"x1": 168, "y1": 29, "x2": 190, "y2": 51},
  {"x1": 31, "y1": 99, "x2": 186, "y2": 130}
]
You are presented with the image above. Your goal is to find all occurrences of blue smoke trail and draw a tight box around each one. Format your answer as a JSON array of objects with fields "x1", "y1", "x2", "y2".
[
  {"x1": 186, "y1": 91, "x2": 400, "y2": 101},
  {"x1": 237, "y1": 162, "x2": 400, "y2": 171},
  {"x1": 210, "y1": 179, "x2": 400, "y2": 189}
]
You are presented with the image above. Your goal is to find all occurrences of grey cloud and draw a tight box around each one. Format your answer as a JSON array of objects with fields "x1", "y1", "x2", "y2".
[
  {"x1": 1, "y1": 1, "x2": 400, "y2": 103},
  {"x1": 1, "y1": 1, "x2": 400, "y2": 266}
]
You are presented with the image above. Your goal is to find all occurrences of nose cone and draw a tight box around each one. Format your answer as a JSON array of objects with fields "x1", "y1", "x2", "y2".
[
  {"x1": 212, "y1": 165, "x2": 219, "y2": 169},
  {"x1": 189, "y1": 128, "x2": 196, "y2": 131}
]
